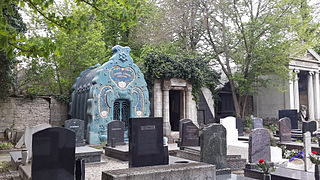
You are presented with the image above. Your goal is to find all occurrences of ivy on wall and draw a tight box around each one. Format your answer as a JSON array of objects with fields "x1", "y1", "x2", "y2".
[{"x1": 142, "y1": 50, "x2": 220, "y2": 105}]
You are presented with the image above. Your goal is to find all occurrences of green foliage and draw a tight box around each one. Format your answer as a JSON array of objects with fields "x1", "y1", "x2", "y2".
[
  {"x1": 0, "y1": 161, "x2": 10, "y2": 172},
  {"x1": 244, "y1": 116, "x2": 253, "y2": 130},
  {"x1": 142, "y1": 44, "x2": 220, "y2": 104},
  {"x1": 264, "y1": 124, "x2": 278, "y2": 135},
  {"x1": 0, "y1": 142, "x2": 13, "y2": 150}
]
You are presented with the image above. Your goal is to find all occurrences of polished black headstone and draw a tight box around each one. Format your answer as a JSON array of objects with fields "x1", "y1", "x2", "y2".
[
  {"x1": 75, "y1": 158, "x2": 85, "y2": 180},
  {"x1": 302, "y1": 121, "x2": 317, "y2": 135},
  {"x1": 279, "y1": 109, "x2": 298, "y2": 129},
  {"x1": 32, "y1": 127, "x2": 75, "y2": 180},
  {"x1": 181, "y1": 121, "x2": 199, "y2": 147},
  {"x1": 129, "y1": 117, "x2": 166, "y2": 167},
  {"x1": 65, "y1": 119, "x2": 85, "y2": 147},
  {"x1": 107, "y1": 120, "x2": 125, "y2": 147},
  {"x1": 236, "y1": 117, "x2": 244, "y2": 136}
]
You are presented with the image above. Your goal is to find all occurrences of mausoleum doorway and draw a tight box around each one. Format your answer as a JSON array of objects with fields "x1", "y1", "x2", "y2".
[
  {"x1": 113, "y1": 99, "x2": 130, "y2": 131},
  {"x1": 169, "y1": 90, "x2": 184, "y2": 131}
]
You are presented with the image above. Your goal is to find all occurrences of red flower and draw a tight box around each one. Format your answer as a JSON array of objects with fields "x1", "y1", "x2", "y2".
[
  {"x1": 259, "y1": 159, "x2": 264, "y2": 164},
  {"x1": 312, "y1": 151, "x2": 317, "y2": 155}
]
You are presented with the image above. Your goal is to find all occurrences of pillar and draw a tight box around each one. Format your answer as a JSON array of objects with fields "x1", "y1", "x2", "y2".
[
  {"x1": 153, "y1": 79, "x2": 163, "y2": 117},
  {"x1": 162, "y1": 80, "x2": 171, "y2": 136},
  {"x1": 314, "y1": 71, "x2": 320, "y2": 121},
  {"x1": 308, "y1": 71, "x2": 315, "y2": 120},
  {"x1": 289, "y1": 70, "x2": 295, "y2": 109},
  {"x1": 185, "y1": 84, "x2": 192, "y2": 120},
  {"x1": 293, "y1": 70, "x2": 300, "y2": 112}
]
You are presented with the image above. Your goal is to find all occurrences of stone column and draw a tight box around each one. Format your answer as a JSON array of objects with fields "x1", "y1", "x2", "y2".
[
  {"x1": 314, "y1": 71, "x2": 320, "y2": 121},
  {"x1": 308, "y1": 71, "x2": 315, "y2": 120},
  {"x1": 289, "y1": 70, "x2": 295, "y2": 109},
  {"x1": 153, "y1": 79, "x2": 163, "y2": 117},
  {"x1": 293, "y1": 70, "x2": 300, "y2": 112},
  {"x1": 185, "y1": 84, "x2": 192, "y2": 120},
  {"x1": 162, "y1": 80, "x2": 171, "y2": 136}
]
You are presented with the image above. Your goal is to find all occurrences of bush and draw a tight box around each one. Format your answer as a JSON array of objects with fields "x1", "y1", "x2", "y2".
[{"x1": 0, "y1": 142, "x2": 13, "y2": 150}]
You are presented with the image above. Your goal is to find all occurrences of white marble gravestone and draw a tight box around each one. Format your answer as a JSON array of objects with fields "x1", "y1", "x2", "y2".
[
  {"x1": 303, "y1": 131, "x2": 312, "y2": 172},
  {"x1": 220, "y1": 116, "x2": 238, "y2": 144},
  {"x1": 25, "y1": 124, "x2": 51, "y2": 160}
]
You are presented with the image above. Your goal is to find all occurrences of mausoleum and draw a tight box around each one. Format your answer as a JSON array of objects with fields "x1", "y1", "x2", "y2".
[
  {"x1": 254, "y1": 49, "x2": 320, "y2": 121},
  {"x1": 69, "y1": 45, "x2": 150, "y2": 144}
]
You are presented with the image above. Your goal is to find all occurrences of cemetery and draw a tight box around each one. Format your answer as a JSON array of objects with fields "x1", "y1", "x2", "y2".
[
  {"x1": 0, "y1": 45, "x2": 319, "y2": 180},
  {"x1": 1, "y1": 1, "x2": 320, "y2": 180}
]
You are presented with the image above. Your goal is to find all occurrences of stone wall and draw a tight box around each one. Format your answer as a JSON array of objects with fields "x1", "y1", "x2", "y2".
[{"x1": 0, "y1": 96, "x2": 68, "y2": 138}]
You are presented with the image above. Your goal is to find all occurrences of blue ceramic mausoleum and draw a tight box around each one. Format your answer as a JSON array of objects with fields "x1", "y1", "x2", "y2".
[{"x1": 69, "y1": 45, "x2": 150, "y2": 144}]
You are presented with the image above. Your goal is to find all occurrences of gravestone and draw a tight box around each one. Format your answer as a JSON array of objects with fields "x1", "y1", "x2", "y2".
[
  {"x1": 236, "y1": 117, "x2": 244, "y2": 136},
  {"x1": 302, "y1": 121, "x2": 317, "y2": 135},
  {"x1": 32, "y1": 127, "x2": 75, "y2": 180},
  {"x1": 279, "y1": 109, "x2": 298, "y2": 129},
  {"x1": 248, "y1": 128, "x2": 270, "y2": 163},
  {"x1": 279, "y1": 117, "x2": 291, "y2": 142},
  {"x1": 200, "y1": 123, "x2": 227, "y2": 170},
  {"x1": 252, "y1": 117, "x2": 263, "y2": 129},
  {"x1": 65, "y1": 119, "x2": 85, "y2": 147},
  {"x1": 129, "y1": 117, "x2": 166, "y2": 167},
  {"x1": 25, "y1": 123, "x2": 51, "y2": 160},
  {"x1": 220, "y1": 116, "x2": 238, "y2": 143},
  {"x1": 303, "y1": 132, "x2": 312, "y2": 172},
  {"x1": 180, "y1": 121, "x2": 199, "y2": 147},
  {"x1": 107, "y1": 120, "x2": 125, "y2": 147},
  {"x1": 179, "y1": 119, "x2": 192, "y2": 138}
]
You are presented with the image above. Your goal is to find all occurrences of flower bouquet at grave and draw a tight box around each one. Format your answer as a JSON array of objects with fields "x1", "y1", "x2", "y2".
[
  {"x1": 309, "y1": 151, "x2": 320, "y2": 165},
  {"x1": 257, "y1": 159, "x2": 275, "y2": 174}
]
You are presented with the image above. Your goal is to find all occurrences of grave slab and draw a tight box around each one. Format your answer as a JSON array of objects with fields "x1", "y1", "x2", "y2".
[
  {"x1": 75, "y1": 146, "x2": 103, "y2": 163},
  {"x1": 102, "y1": 162, "x2": 216, "y2": 180},
  {"x1": 249, "y1": 128, "x2": 270, "y2": 163},
  {"x1": 252, "y1": 117, "x2": 263, "y2": 129}
]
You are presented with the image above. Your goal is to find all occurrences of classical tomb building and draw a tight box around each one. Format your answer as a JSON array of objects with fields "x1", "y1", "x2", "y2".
[{"x1": 254, "y1": 49, "x2": 320, "y2": 121}]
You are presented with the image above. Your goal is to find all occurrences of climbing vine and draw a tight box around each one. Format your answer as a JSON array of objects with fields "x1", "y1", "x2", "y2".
[{"x1": 142, "y1": 49, "x2": 220, "y2": 105}]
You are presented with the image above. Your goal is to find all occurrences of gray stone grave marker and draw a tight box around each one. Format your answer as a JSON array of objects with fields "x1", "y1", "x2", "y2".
[
  {"x1": 249, "y1": 128, "x2": 270, "y2": 163},
  {"x1": 107, "y1": 120, "x2": 125, "y2": 147},
  {"x1": 279, "y1": 117, "x2": 291, "y2": 142},
  {"x1": 279, "y1": 109, "x2": 298, "y2": 129},
  {"x1": 252, "y1": 117, "x2": 263, "y2": 129},
  {"x1": 32, "y1": 127, "x2": 75, "y2": 180},
  {"x1": 65, "y1": 119, "x2": 85, "y2": 147},
  {"x1": 25, "y1": 123, "x2": 51, "y2": 160},
  {"x1": 200, "y1": 123, "x2": 227, "y2": 170},
  {"x1": 302, "y1": 121, "x2": 317, "y2": 135},
  {"x1": 303, "y1": 131, "x2": 312, "y2": 172},
  {"x1": 181, "y1": 121, "x2": 199, "y2": 147},
  {"x1": 129, "y1": 117, "x2": 166, "y2": 168}
]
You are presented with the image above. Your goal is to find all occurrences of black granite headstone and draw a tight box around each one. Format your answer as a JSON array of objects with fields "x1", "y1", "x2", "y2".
[
  {"x1": 32, "y1": 127, "x2": 75, "y2": 180},
  {"x1": 107, "y1": 120, "x2": 125, "y2": 147},
  {"x1": 181, "y1": 121, "x2": 199, "y2": 147},
  {"x1": 65, "y1": 119, "x2": 85, "y2": 147},
  {"x1": 302, "y1": 121, "x2": 317, "y2": 135},
  {"x1": 75, "y1": 158, "x2": 85, "y2": 180},
  {"x1": 236, "y1": 117, "x2": 244, "y2": 136},
  {"x1": 279, "y1": 109, "x2": 298, "y2": 129},
  {"x1": 129, "y1": 117, "x2": 166, "y2": 167}
]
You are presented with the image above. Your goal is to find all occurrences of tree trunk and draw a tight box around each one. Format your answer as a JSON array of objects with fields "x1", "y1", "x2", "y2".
[{"x1": 229, "y1": 79, "x2": 241, "y2": 118}]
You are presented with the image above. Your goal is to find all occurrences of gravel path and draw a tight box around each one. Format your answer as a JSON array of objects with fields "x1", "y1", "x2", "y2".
[{"x1": 85, "y1": 155, "x2": 128, "y2": 180}]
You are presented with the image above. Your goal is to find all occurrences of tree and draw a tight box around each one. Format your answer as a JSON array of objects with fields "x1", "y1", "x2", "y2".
[
  {"x1": 0, "y1": 3, "x2": 26, "y2": 98},
  {"x1": 201, "y1": 0, "x2": 319, "y2": 118}
]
